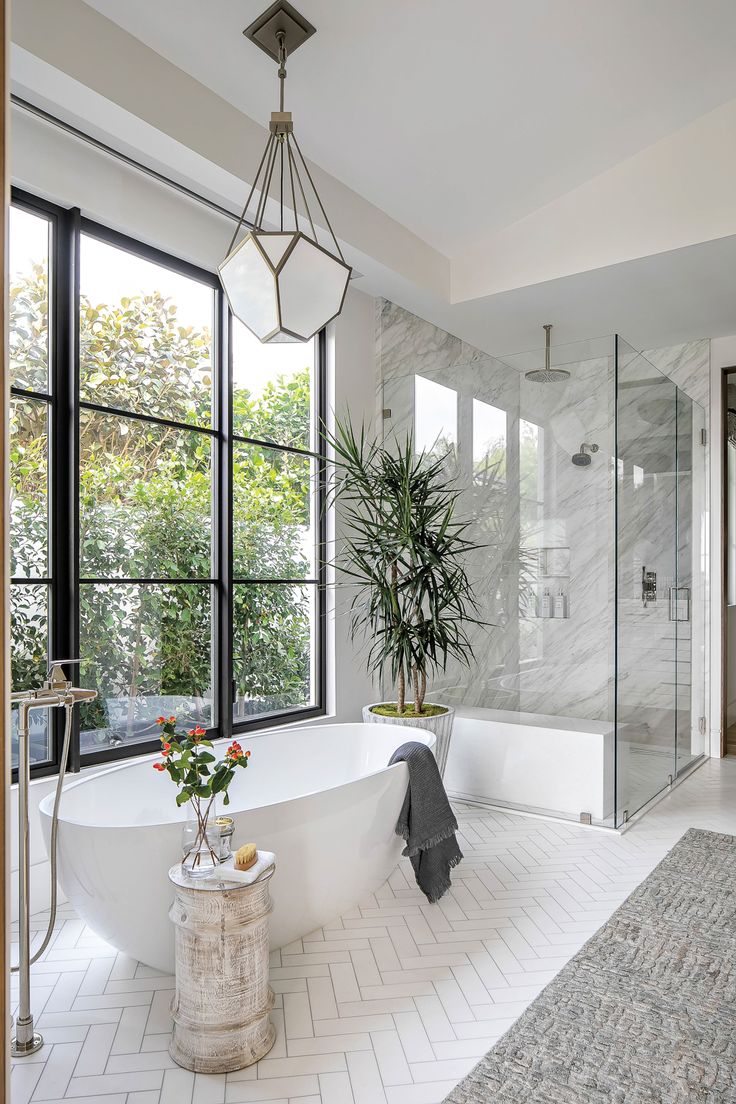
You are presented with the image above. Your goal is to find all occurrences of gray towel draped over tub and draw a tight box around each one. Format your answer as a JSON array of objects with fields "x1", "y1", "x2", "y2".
[{"x1": 389, "y1": 741, "x2": 463, "y2": 903}]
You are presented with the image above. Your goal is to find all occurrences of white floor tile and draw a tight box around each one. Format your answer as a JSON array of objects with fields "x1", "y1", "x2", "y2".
[{"x1": 16, "y1": 757, "x2": 736, "y2": 1104}]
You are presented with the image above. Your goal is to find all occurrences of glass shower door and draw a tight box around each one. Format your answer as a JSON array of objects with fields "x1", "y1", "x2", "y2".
[
  {"x1": 615, "y1": 341, "x2": 678, "y2": 823},
  {"x1": 674, "y1": 394, "x2": 708, "y2": 773},
  {"x1": 615, "y1": 341, "x2": 707, "y2": 825}
]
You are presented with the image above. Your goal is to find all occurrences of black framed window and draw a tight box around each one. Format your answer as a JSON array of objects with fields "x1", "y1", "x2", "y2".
[{"x1": 9, "y1": 189, "x2": 326, "y2": 777}]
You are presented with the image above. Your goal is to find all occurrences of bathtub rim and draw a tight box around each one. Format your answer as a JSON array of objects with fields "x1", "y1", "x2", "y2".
[{"x1": 39, "y1": 721, "x2": 435, "y2": 830}]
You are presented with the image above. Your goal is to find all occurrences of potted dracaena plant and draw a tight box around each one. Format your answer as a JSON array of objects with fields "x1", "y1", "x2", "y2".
[
  {"x1": 325, "y1": 419, "x2": 483, "y2": 775},
  {"x1": 153, "y1": 717, "x2": 251, "y2": 878}
]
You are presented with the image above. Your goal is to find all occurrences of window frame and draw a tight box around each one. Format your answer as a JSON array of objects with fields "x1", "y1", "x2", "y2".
[{"x1": 10, "y1": 187, "x2": 327, "y2": 780}]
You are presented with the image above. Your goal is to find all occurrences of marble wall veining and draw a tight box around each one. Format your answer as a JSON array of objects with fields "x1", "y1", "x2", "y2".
[
  {"x1": 374, "y1": 301, "x2": 711, "y2": 797},
  {"x1": 376, "y1": 300, "x2": 618, "y2": 723}
]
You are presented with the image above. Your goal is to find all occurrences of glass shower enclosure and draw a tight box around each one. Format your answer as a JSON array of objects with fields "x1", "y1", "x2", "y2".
[
  {"x1": 378, "y1": 313, "x2": 708, "y2": 829},
  {"x1": 614, "y1": 338, "x2": 708, "y2": 824}
]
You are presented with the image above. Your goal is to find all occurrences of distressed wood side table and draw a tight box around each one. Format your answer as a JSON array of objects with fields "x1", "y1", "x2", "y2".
[{"x1": 168, "y1": 861, "x2": 276, "y2": 1073}]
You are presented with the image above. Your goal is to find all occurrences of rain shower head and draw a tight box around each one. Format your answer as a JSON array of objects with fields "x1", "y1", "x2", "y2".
[
  {"x1": 572, "y1": 442, "x2": 599, "y2": 466},
  {"x1": 525, "y1": 324, "x2": 571, "y2": 383}
]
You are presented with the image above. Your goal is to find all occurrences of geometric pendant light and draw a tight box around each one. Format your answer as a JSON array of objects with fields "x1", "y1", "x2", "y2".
[{"x1": 219, "y1": 1, "x2": 352, "y2": 343}]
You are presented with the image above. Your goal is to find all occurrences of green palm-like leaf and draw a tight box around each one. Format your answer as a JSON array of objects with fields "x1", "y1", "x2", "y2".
[{"x1": 322, "y1": 417, "x2": 486, "y2": 714}]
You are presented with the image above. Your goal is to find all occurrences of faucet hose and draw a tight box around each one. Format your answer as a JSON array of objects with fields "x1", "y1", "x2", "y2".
[{"x1": 11, "y1": 701, "x2": 74, "y2": 971}]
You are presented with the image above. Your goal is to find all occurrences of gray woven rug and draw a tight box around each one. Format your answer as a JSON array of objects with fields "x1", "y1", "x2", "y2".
[{"x1": 444, "y1": 828, "x2": 736, "y2": 1103}]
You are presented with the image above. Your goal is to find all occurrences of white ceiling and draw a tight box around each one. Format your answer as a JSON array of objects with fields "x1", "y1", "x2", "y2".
[{"x1": 81, "y1": 0, "x2": 736, "y2": 258}]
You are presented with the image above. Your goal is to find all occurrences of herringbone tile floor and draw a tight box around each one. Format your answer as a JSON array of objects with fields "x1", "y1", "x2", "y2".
[{"x1": 11, "y1": 756, "x2": 736, "y2": 1104}]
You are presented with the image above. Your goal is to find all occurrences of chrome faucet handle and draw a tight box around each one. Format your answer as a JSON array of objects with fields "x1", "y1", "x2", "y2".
[{"x1": 45, "y1": 659, "x2": 80, "y2": 690}]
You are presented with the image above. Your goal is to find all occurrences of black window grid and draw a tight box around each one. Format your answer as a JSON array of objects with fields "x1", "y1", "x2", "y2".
[{"x1": 10, "y1": 187, "x2": 327, "y2": 780}]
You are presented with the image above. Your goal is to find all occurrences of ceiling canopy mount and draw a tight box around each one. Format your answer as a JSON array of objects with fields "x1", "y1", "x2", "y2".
[{"x1": 243, "y1": 1, "x2": 316, "y2": 64}]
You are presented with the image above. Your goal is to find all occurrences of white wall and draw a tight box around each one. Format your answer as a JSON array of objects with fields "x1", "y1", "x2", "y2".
[{"x1": 711, "y1": 336, "x2": 736, "y2": 755}]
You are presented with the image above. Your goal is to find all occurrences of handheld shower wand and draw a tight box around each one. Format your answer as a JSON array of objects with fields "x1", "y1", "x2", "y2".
[{"x1": 11, "y1": 661, "x2": 97, "y2": 1058}]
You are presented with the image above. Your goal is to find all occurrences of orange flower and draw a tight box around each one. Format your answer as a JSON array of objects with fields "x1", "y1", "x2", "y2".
[
  {"x1": 155, "y1": 716, "x2": 165, "y2": 725},
  {"x1": 152, "y1": 762, "x2": 166, "y2": 772},
  {"x1": 160, "y1": 742, "x2": 171, "y2": 756},
  {"x1": 189, "y1": 725, "x2": 206, "y2": 738},
  {"x1": 168, "y1": 715, "x2": 176, "y2": 723}
]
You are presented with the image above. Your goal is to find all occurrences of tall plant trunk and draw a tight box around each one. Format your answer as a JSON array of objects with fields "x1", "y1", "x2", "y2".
[
  {"x1": 391, "y1": 560, "x2": 405, "y2": 713},
  {"x1": 412, "y1": 663, "x2": 420, "y2": 715},
  {"x1": 418, "y1": 668, "x2": 427, "y2": 714}
]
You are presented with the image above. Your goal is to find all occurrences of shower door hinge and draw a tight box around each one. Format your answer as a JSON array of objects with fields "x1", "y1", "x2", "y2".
[
  {"x1": 382, "y1": 408, "x2": 392, "y2": 419},
  {"x1": 701, "y1": 428, "x2": 707, "y2": 446},
  {"x1": 699, "y1": 716, "x2": 707, "y2": 736},
  {"x1": 579, "y1": 812, "x2": 592, "y2": 825}
]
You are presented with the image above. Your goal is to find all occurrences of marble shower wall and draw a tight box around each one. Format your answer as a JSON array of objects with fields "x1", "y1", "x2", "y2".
[
  {"x1": 375, "y1": 300, "x2": 710, "y2": 732},
  {"x1": 376, "y1": 300, "x2": 616, "y2": 721}
]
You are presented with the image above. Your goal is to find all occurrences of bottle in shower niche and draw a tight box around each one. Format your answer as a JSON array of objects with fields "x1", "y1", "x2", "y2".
[
  {"x1": 554, "y1": 589, "x2": 567, "y2": 619},
  {"x1": 539, "y1": 588, "x2": 552, "y2": 618}
]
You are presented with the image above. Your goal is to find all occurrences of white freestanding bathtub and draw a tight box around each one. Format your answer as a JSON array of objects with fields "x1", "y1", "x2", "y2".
[{"x1": 40, "y1": 722, "x2": 433, "y2": 973}]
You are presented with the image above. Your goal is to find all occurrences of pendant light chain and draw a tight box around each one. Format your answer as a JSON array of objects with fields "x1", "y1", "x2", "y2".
[
  {"x1": 225, "y1": 24, "x2": 346, "y2": 261},
  {"x1": 278, "y1": 29, "x2": 286, "y2": 231}
]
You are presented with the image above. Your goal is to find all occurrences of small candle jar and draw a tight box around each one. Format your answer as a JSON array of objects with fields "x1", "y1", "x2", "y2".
[{"x1": 215, "y1": 815, "x2": 235, "y2": 862}]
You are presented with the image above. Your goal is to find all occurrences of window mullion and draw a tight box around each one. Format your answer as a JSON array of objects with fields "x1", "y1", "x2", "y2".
[
  {"x1": 216, "y1": 294, "x2": 233, "y2": 742},
  {"x1": 52, "y1": 206, "x2": 81, "y2": 772}
]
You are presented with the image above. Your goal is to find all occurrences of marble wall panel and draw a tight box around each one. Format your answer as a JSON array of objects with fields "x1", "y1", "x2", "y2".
[{"x1": 374, "y1": 300, "x2": 710, "y2": 749}]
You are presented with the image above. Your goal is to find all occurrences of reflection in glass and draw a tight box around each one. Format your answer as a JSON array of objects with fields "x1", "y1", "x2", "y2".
[
  {"x1": 414, "y1": 375, "x2": 457, "y2": 455},
  {"x1": 233, "y1": 584, "x2": 314, "y2": 719},
  {"x1": 233, "y1": 444, "x2": 314, "y2": 580},
  {"x1": 79, "y1": 235, "x2": 214, "y2": 428},
  {"x1": 79, "y1": 583, "x2": 213, "y2": 753},
  {"x1": 9, "y1": 206, "x2": 51, "y2": 393},
  {"x1": 519, "y1": 418, "x2": 543, "y2": 537},
  {"x1": 232, "y1": 318, "x2": 313, "y2": 449},
  {"x1": 473, "y1": 399, "x2": 506, "y2": 483},
  {"x1": 10, "y1": 396, "x2": 48, "y2": 578},
  {"x1": 10, "y1": 584, "x2": 50, "y2": 768},
  {"x1": 80, "y1": 410, "x2": 212, "y2": 579}
]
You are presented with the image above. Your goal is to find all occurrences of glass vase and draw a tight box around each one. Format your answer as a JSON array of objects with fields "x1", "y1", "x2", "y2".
[{"x1": 181, "y1": 796, "x2": 220, "y2": 879}]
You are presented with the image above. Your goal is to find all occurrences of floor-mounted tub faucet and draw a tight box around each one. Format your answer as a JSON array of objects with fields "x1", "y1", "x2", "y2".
[{"x1": 10, "y1": 660, "x2": 97, "y2": 1057}]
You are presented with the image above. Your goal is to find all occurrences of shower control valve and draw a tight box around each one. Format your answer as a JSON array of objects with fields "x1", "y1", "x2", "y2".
[{"x1": 641, "y1": 567, "x2": 657, "y2": 606}]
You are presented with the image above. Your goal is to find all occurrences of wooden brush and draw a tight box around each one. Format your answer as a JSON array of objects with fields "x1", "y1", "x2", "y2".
[{"x1": 234, "y1": 843, "x2": 257, "y2": 871}]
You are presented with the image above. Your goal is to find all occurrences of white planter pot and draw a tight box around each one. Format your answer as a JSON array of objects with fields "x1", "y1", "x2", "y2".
[{"x1": 362, "y1": 703, "x2": 455, "y2": 777}]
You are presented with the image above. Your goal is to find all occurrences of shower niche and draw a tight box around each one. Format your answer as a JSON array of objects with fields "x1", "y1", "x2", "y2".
[{"x1": 532, "y1": 547, "x2": 570, "y2": 619}]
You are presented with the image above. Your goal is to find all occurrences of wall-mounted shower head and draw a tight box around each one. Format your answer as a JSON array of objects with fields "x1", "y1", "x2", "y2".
[
  {"x1": 525, "y1": 324, "x2": 571, "y2": 383},
  {"x1": 571, "y1": 442, "x2": 599, "y2": 466}
]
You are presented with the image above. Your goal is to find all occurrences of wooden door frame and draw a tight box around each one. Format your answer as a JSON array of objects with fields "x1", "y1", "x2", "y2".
[
  {"x1": 2, "y1": 0, "x2": 10, "y2": 1095},
  {"x1": 720, "y1": 366, "x2": 736, "y2": 757}
]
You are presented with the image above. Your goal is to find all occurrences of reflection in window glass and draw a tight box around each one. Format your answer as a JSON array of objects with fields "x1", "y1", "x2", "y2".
[
  {"x1": 79, "y1": 410, "x2": 212, "y2": 579},
  {"x1": 233, "y1": 444, "x2": 314, "y2": 580},
  {"x1": 10, "y1": 585, "x2": 51, "y2": 768},
  {"x1": 473, "y1": 399, "x2": 506, "y2": 483},
  {"x1": 233, "y1": 584, "x2": 314, "y2": 719},
  {"x1": 520, "y1": 418, "x2": 544, "y2": 536},
  {"x1": 79, "y1": 583, "x2": 214, "y2": 754},
  {"x1": 10, "y1": 397, "x2": 48, "y2": 578},
  {"x1": 414, "y1": 375, "x2": 457, "y2": 456},
  {"x1": 79, "y1": 235, "x2": 214, "y2": 428},
  {"x1": 9, "y1": 207, "x2": 51, "y2": 393},
  {"x1": 232, "y1": 319, "x2": 313, "y2": 449}
]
